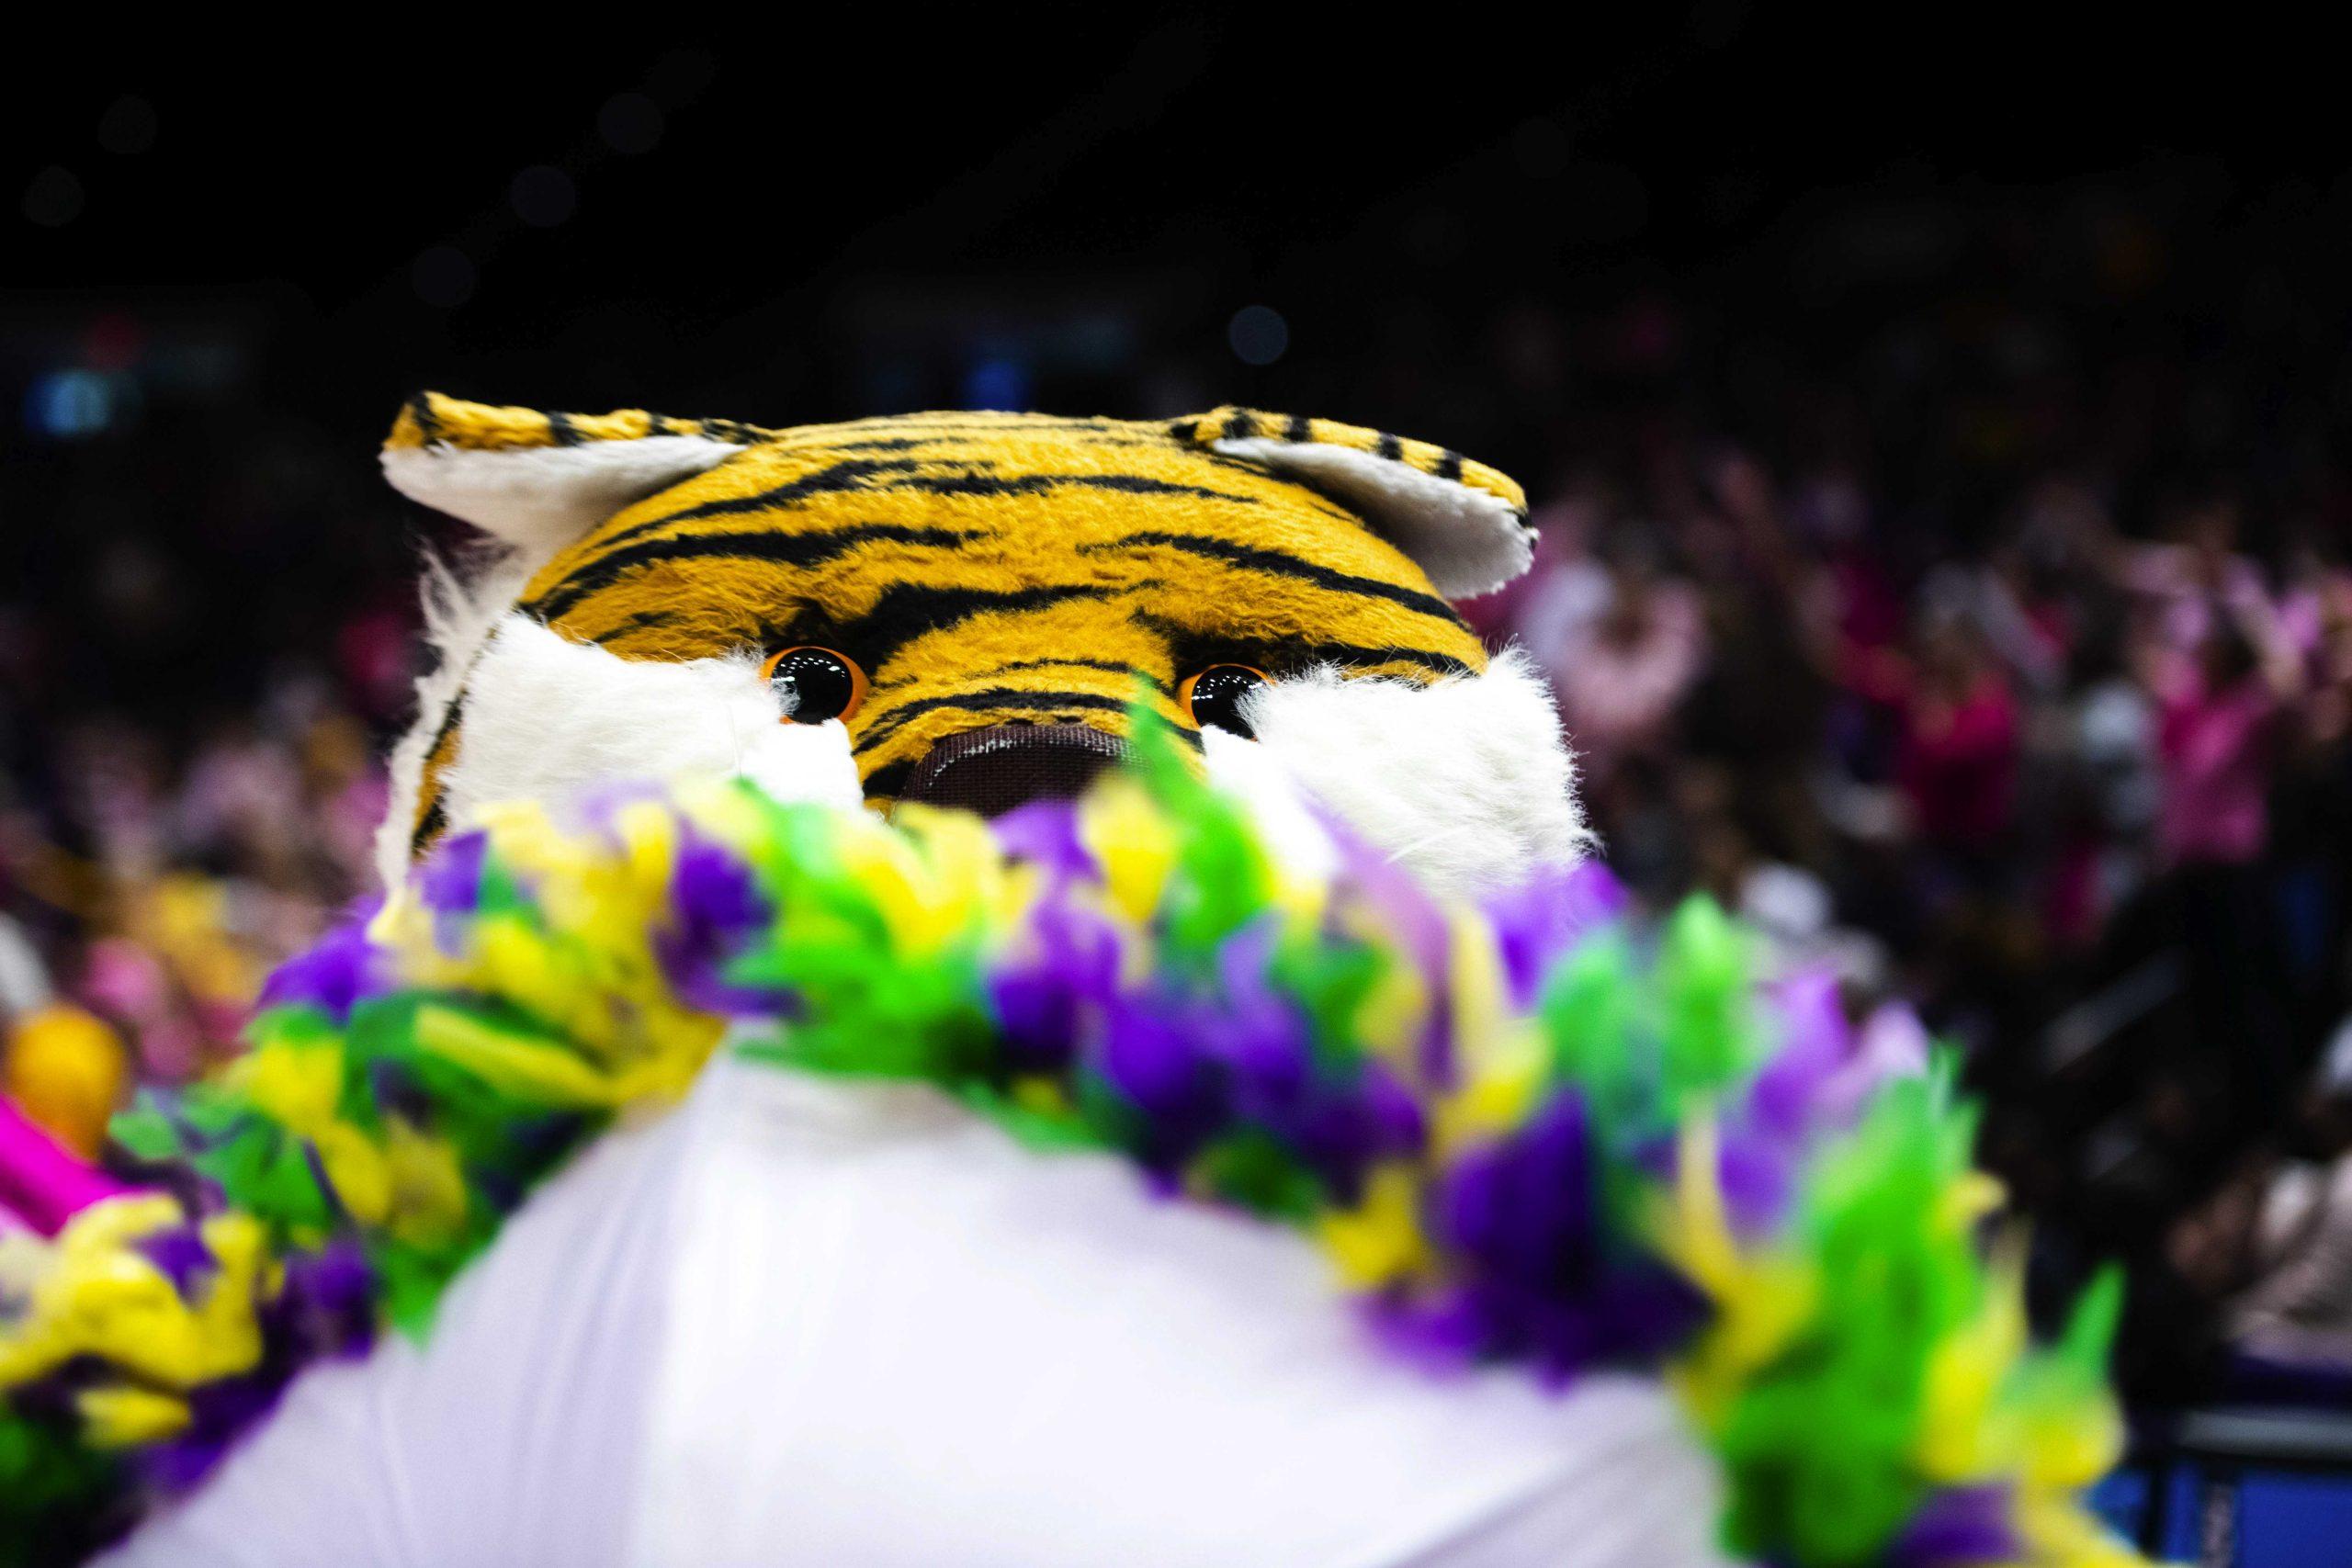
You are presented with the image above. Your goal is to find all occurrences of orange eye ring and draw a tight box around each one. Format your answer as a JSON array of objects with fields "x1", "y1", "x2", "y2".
[
  {"x1": 761, "y1": 646, "x2": 868, "y2": 725},
  {"x1": 1179, "y1": 664, "x2": 1271, "y2": 738}
]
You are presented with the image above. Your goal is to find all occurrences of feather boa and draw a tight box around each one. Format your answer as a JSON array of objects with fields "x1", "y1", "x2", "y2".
[{"x1": 0, "y1": 728, "x2": 2144, "y2": 1566}]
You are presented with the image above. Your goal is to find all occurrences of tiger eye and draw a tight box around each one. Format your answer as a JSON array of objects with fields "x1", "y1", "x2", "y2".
[
  {"x1": 1179, "y1": 665, "x2": 1270, "y2": 739},
  {"x1": 762, "y1": 647, "x2": 867, "y2": 724}
]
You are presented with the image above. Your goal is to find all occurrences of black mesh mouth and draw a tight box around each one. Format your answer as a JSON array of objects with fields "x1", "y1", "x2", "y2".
[{"x1": 897, "y1": 722, "x2": 1128, "y2": 818}]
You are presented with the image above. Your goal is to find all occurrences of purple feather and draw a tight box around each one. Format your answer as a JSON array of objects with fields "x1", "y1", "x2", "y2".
[
  {"x1": 1097, "y1": 990, "x2": 1225, "y2": 1170},
  {"x1": 1745, "y1": 968, "x2": 1853, "y2": 1142},
  {"x1": 1888, "y1": 1484, "x2": 2023, "y2": 1565},
  {"x1": 417, "y1": 829, "x2": 489, "y2": 915},
  {"x1": 659, "y1": 831, "x2": 787, "y2": 1014},
  {"x1": 988, "y1": 893, "x2": 1123, "y2": 1077},
  {"x1": 994, "y1": 799, "x2": 1097, "y2": 882},
  {"x1": 134, "y1": 1224, "x2": 215, "y2": 1295},
  {"x1": 255, "y1": 902, "x2": 386, "y2": 1022},
  {"x1": 1484, "y1": 861, "x2": 1630, "y2": 1010},
  {"x1": 1424, "y1": 1090, "x2": 1710, "y2": 1375}
]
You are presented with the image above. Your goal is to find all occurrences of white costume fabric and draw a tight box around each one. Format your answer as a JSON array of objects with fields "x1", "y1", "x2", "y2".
[{"x1": 107, "y1": 1056, "x2": 1729, "y2": 1568}]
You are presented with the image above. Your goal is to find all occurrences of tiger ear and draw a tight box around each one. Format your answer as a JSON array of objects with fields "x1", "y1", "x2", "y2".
[
  {"x1": 381, "y1": 391, "x2": 769, "y2": 556},
  {"x1": 1171, "y1": 408, "x2": 1534, "y2": 599}
]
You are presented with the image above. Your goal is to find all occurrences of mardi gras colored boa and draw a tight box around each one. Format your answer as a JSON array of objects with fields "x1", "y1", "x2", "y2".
[{"x1": 0, "y1": 729, "x2": 2143, "y2": 1567}]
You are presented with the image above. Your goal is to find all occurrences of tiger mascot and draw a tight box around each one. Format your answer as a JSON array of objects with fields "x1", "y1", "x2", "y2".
[
  {"x1": 376, "y1": 393, "x2": 1588, "y2": 898},
  {"x1": 104, "y1": 398, "x2": 1728, "y2": 1568}
]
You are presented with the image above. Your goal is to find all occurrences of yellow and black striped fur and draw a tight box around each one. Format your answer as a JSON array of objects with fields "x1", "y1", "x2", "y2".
[{"x1": 381, "y1": 393, "x2": 1543, "y2": 874}]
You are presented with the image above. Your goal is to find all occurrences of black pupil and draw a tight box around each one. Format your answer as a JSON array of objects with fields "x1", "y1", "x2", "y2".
[
  {"x1": 771, "y1": 649, "x2": 854, "y2": 722},
  {"x1": 1189, "y1": 666, "x2": 1264, "y2": 738}
]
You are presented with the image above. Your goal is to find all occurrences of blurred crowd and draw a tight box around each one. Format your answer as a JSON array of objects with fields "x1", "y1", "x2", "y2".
[
  {"x1": 1464, "y1": 428, "x2": 2352, "y2": 1385},
  {"x1": 0, "y1": 412, "x2": 414, "y2": 1153},
  {"x1": 1445, "y1": 192, "x2": 2352, "y2": 1395}
]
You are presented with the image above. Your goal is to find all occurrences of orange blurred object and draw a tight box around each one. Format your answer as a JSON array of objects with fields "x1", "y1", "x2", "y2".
[{"x1": 4, "y1": 1002, "x2": 129, "y2": 1158}]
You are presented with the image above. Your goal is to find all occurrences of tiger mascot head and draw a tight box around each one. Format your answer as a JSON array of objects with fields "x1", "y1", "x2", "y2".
[{"x1": 377, "y1": 394, "x2": 1588, "y2": 898}]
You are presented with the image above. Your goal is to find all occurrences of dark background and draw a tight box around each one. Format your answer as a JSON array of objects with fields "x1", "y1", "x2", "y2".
[
  {"x1": 8, "y1": 8, "x2": 2352, "y2": 1433},
  {"x1": 8, "y1": 12, "x2": 2346, "y2": 713}
]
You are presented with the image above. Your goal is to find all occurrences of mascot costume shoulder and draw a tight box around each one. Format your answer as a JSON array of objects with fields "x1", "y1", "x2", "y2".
[{"x1": 0, "y1": 397, "x2": 2144, "y2": 1568}]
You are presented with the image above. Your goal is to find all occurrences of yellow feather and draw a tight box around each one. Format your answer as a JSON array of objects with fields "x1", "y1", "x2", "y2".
[{"x1": 1318, "y1": 1166, "x2": 1431, "y2": 1288}]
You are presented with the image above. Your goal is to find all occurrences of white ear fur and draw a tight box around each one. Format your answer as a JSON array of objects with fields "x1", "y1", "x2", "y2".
[
  {"x1": 374, "y1": 549, "x2": 537, "y2": 889},
  {"x1": 381, "y1": 434, "x2": 745, "y2": 559},
  {"x1": 376, "y1": 426, "x2": 746, "y2": 887},
  {"x1": 379, "y1": 614, "x2": 862, "y2": 886},
  {"x1": 1209, "y1": 437, "x2": 1535, "y2": 600},
  {"x1": 1218, "y1": 648, "x2": 1590, "y2": 899}
]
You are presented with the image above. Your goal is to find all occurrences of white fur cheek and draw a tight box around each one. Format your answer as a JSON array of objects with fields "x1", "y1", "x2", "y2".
[
  {"x1": 1235, "y1": 649, "x2": 1592, "y2": 900},
  {"x1": 1198, "y1": 728, "x2": 1340, "y2": 886},
  {"x1": 429, "y1": 615, "x2": 863, "y2": 845},
  {"x1": 735, "y1": 721, "x2": 864, "y2": 810}
]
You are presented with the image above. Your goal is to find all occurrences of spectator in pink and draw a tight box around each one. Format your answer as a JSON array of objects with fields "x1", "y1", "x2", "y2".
[
  {"x1": 1544, "y1": 534, "x2": 1706, "y2": 794},
  {"x1": 2151, "y1": 605, "x2": 2301, "y2": 871},
  {"x1": 1848, "y1": 609, "x2": 2022, "y2": 862},
  {"x1": 2151, "y1": 601, "x2": 2309, "y2": 1134}
]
